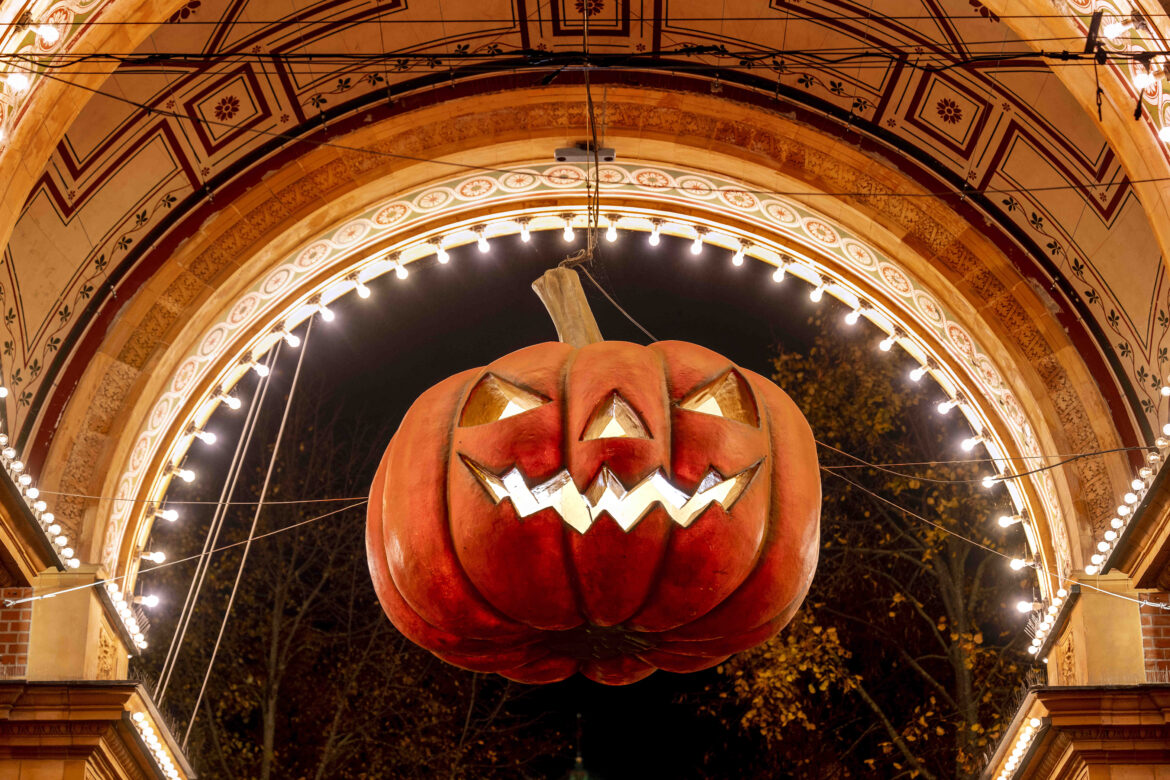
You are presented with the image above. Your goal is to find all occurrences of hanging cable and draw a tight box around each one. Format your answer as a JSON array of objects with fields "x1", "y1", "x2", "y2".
[
  {"x1": 822, "y1": 467, "x2": 1170, "y2": 611},
  {"x1": 3, "y1": 499, "x2": 366, "y2": 607},
  {"x1": 155, "y1": 345, "x2": 281, "y2": 704},
  {"x1": 817, "y1": 440, "x2": 1149, "y2": 485},
  {"x1": 181, "y1": 315, "x2": 314, "y2": 749}
]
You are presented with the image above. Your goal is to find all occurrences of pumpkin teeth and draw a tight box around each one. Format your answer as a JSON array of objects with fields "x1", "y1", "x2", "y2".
[{"x1": 459, "y1": 456, "x2": 759, "y2": 534}]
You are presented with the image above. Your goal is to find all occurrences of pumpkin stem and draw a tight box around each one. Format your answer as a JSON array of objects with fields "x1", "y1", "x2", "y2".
[{"x1": 532, "y1": 267, "x2": 604, "y2": 347}]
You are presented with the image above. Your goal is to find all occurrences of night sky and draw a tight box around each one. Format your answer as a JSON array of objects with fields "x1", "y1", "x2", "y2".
[{"x1": 155, "y1": 227, "x2": 940, "y2": 777}]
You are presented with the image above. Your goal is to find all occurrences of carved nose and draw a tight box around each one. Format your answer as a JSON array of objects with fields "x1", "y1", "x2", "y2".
[{"x1": 581, "y1": 392, "x2": 651, "y2": 441}]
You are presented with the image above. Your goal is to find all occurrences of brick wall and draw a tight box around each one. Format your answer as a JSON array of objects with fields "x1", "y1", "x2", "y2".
[
  {"x1": 0, "y1": 588, "x2": 31, "y2": 679},
  {"x1": 1141, "y1": 594, "x2": 1170, "y2": 679}
]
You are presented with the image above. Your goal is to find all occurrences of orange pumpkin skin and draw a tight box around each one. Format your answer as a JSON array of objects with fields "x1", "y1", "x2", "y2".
[{"x1": 366, "y1": 340, "x2": 820, "y2": 685}]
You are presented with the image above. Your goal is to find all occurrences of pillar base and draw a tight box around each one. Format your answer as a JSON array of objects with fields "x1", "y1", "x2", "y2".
[
  {"x1": 0, "y1": 680, "x2": 194, "y2": 779},
  {"x1": 984, "y1": 684, "x2": 1170, "y2": 779}
]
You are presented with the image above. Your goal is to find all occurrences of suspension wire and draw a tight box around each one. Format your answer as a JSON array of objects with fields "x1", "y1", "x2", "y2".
[
  {"x1": 154, "y1": 347, "x2": 281, "y2": 704},
  {"x1": 816, "y1": 440, "x2": 1150, "y2": 485},
  {"x1": 3, "y1": 499, "x2": 366, "y2": 607},
  {"x1": 37, "y1": 491, "x2": 365, "y2": 505},
  {"x1": 823, "y1": 467, "x2": 1170, "y2": 611},
  {"x1": 182, "y1": 316, "x2": 314, "y2": 750}
]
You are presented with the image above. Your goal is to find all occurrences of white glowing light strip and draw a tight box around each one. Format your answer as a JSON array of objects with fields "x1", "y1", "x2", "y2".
[
  {"x1": 461, "y1": 457, "x2": 758, "y2": 534},
  {"x1": 141, "y1": 207, "x2": 1066, "y2": 627},
  {"x1": 995, "y1": 716, "x2": 1042, "y2": 779},
  {"x1": 131, "y1": 711, "x2": 184, "y2": 779}
]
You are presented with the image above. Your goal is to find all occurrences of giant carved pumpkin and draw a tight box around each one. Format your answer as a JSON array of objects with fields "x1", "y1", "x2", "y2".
[{"x1": 366, "y1": 268, "x2": 820, "y2": 685}]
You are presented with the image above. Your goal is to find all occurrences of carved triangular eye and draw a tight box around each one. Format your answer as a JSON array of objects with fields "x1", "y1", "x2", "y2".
[
  {"x1": 459, "y1": 374, "x2": 550, "y2": 426},
  {"x1": 678, "y1": 371, "x2": 759, "y2": 426},
  {"x1": 581, "y1": 392, "x2": 651, "y2": 440}
]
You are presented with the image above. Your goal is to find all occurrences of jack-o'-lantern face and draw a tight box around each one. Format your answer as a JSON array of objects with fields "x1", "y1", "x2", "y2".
[
  {"x1": 457, "y1": 365, "x2": 761, "y2": 534},
  {"x1": 367, "y1": 339, "x2": 820, "y2": 685}
]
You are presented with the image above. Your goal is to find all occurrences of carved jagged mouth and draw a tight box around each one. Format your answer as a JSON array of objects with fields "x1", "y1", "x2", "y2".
[{"x1": 460, "y1": 456, "x2": 760, "y2": 534}]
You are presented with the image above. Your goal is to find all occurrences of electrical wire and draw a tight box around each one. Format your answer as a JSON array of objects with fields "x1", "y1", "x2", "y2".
[
  {"x1": 154, "y1": 346, "x2": 281, "y2": 704},
  {"x1": 822, "y1": 467, "x2": 1170, "y2": 611},
  {"x1": 19, "y1": 61, "x2": 1150, "y2": 204},
  {"x1": 817, "y1": 440, "x2": 1151, "y2": 485},
  {"x1": 1, "y1": 499, "x2": 367, "y2": 607},
  {"x1": 181, "y1": 313, "x2": 313, "y2": 749}
]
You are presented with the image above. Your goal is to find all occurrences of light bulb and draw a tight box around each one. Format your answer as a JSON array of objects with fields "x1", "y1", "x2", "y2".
[
  {"x1": 7, "y1": 72, "x2": 29, "y2": 93},
  {"x1": 1009, "y1": 557, "x2": 1027, "y2": 571},
  {"x1": 771, "y1": 265, "x2": 786, "y2": 283},
  {"x1": 281, "y1": 330, "x2": 301, "y2": 348},
  {"x1": 48, "y1": 523, "x2": 61, "y2": 535},
  {"x1": 1016, "y1": 600, "x2": 1034, "y2": 613},
  {"x1": 648, "y1": 227, "x2": 660, "y2": 246},
  {"x1": 878, "y1": 334, "x2": 895, "y2": 352},
  {"x1": 28, "y1": 488, "x2": 40, "y2": 500},
  {"x1": 1090, "y1": 553, "x2": 1104, "y2": 564},
  {"x1": 60, "y1": 547, "x2": 73, "y2": 558},
  {"x1": 132, "y1": 712, "x2": 146, "y2": 724},
  {"x1": 1, "y1": 447, "x2": 13, "y2": 459},
  {"x1": 519, "y1": 221, "x2": 531, "y2": 243},
  {"x1": 998, "y1": 514, "x2": 1022, "y2": 527},
  {"x1": 605, "y1": 223, "x2": 617, "y2": 242},
  {"x1": 316, "y1": 303, "x2": 334, "y2": 322},
  {"x1": 221, "y1": 394, "x2": 242, "y2": 410},
  {"x1": 17, "y1": 474, "x2": 30, "y2": 486},
  {"x1": 1163, "y1": 423, "x2": 1170, "y2": 437},
  {"x1": 11, "y1": 460, "x2": 23, "y2": 472},
  {"x1": 1085, "y1": 564, "x2": 1099, "y2": 575},
  {"x1": 1104, "y1": 20, "x2": 1133, "y2": 39},
  {"x1": 141, "y1": 551, "x2": 166, "y2": 564},
  {"x1": 563, "y1": 217, "x2": 575, "y2": 242},
  {"x1": 40, "y1": 512, "x2": 53, "y2": 524},
  {"x1": 1110, "y1": 516, "x2": 1123, "y2": 529},
  {"x1": 1135, "y1": 70, "x2": 1158, "y2": 91},
  {"x1": 1097, "y1": 540, "x2": 1111, "y2": 552},
  {"x1": 67, "y1": 558, "x2": 80, "y2": 569},
  {"x1": 961, "y1": 436, "x2": 982, "y2": 452},
  {"x1": 732, "y1": 247, "x2": 746, "y2": 266},
  {"x1": 137, "y1": 594, "x2": 160, "y2": 608},
  {"x1": 1057, "y1": 588, "x2": 1068, "y2": 598},
  {"x1": 0, "y1": 387, "x2": 8, "y2": 398},
  {"x1": 1104, "y1": 530, "x2": 1118, "y2": 541},
  {"x1": 1118, "y1": 504, "x2": 1131, "y2": 516},
  {"x1": 251, "y1": 361, "x2": 270, "y2": 377},
  {"x1": 36, "y1": 24, "x2": 60, "y2": 45},
  {"x1": 1160, "y1": 126, "x2": 1170, "y2": 143},
  {"x1": 435, "y1": 244, "x2": 449, "y2": 264},
  {"x1": 937, "y1": 399, "x2": 957, "y2": 415},
  {"x1": 982, "y1": 475, "x2": 999, "y2": 489},
  {"x1": 176, "y1": 468, "x2": 195, "y2": 483},
  {"x1": 477, "y1": 233, "x2": 489, "y2": 253},
  {"x1": 1161, "y1": 385, "x2": 1170, "y2": 397},
  {"x1": 194, "y1": 429, "x2": 216, "y2": 445},
  {"x1": 32, "y1": 501, "x2": 45, "y2": 514},
  {"x1": 909, "y1": 364, "x2": 928, "y2": 381},
  {"x1": 1124, "y1": 491, "x2": 1139, "y2": 504},
  {"x1": 395, "y1": 264, "x2": 408, "y2": 280},
  {"x1": 1141, "y1": 466, "x2": 1154, "y2": 478},
  {"x1": 689, "y1": 232, "x2": 703, "y2": 255},
  {"x1": 158, "y1": 509, "x2": 178, "y2": 523},
  {"x1": 1133, "y1": 478, "x2": 1147, "y2": 490},
  {"x1": 355, "y1": 280, "x2": 371, "y2": 299},
  {"x1": 54, "y1": 534, "x2": 67, "y2": 546},
  {"x1": 810, "y1": 284, "x2": 825, "y2": 303}
]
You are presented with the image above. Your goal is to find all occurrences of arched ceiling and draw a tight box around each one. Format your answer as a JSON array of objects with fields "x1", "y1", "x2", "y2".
[{"x1": 0, "y1": 0, "x2": 1164, "y2": 583}]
